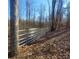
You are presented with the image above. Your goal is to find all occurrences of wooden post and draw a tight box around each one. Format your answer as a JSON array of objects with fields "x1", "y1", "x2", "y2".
[{"x1": 8, "y1": 0, "x2": 19, "y2": 58}]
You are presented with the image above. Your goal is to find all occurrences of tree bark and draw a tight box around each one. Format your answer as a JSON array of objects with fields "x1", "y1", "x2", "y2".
[
  {"x1": 9, "y1": 0, "x2": 19, "y2": 58},
  {"x1": 51, "y1": 0, "x2": 56, "y2": 31}
]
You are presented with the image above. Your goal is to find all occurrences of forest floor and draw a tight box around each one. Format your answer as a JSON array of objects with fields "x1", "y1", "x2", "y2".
[{"x1": 15, "y1": 30, "x2": 70, "y2": 59}]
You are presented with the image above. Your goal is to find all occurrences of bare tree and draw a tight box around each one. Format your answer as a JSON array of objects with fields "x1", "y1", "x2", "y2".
[
  {"x1": 66, "y1": 2, "x2": 70, "y2": 28},
  {"x1": 9, "y1": 0, "x2": 19, "y2": 58},
  {"x1": 33, "y1": 8, "x2": 35, "y2": 26},
  {"x1": 39, "y1": 4, "x2": 45, "y2": 28},
  {"x1": 51, "y1": 0, "x2": 56, "y2": 31},
  {"x1": 39, "y1": 5, "x2": 42, "y2": 28},
  {"x1": 55, "y1": 0, "x2": 63, "y2": 30},
  {"x1": 47, "y1": 0, "x2": 51, "y2": 27},
  {"x1": 26, "y1": 0, "x2": 30, "y2": 27}
]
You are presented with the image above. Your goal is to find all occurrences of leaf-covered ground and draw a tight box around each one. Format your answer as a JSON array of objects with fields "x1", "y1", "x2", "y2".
[{"x1": 17, "y1": 31, "x2": 70, "y2": 59}]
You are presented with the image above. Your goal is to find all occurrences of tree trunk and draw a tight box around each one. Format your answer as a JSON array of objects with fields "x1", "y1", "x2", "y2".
[
  {"x1": 51, "y1": 0, "x2": 56, "y2": 31},
  {"x1": 9, "y1": 0, "x2": 19, "y2": 58}
]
